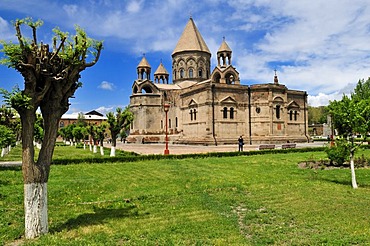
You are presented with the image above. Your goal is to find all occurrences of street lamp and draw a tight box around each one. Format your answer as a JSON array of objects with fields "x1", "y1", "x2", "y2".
[{"x1": 163, "y1": 103, "x2": 170, "y2": 155}]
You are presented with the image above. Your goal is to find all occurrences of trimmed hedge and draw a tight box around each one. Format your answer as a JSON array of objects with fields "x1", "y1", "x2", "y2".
[{"x1": 51, "y1": 147, "x2": 326, "y2": 165}]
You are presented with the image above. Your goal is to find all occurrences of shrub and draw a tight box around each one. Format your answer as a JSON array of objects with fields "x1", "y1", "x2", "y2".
[{"x1": 325, "y1": 139, "x2": 350, "y2": 166}]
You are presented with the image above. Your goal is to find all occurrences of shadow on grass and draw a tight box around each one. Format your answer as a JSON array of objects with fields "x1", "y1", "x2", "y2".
[
  {"x1": 51, "y1": 203, "x2": 139, "y2": 233},
  {"x1": 320, "y1": 177, "x2": 370, "y2": 188}
]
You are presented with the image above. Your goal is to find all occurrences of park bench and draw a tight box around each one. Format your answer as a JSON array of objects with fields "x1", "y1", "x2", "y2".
[
  {"x1": 281, "y1": 143, "x2": 296, "y2": 149},
  {"x1": 258, "y1": 144, "x2": 275, "y2": 150}
]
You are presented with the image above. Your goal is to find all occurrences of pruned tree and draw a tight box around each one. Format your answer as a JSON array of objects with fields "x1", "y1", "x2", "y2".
[
  {"x1": 96, "y1": 123, "x2": 107, "y2": 155},
  {"x1": 328, "y1": 78, "x2": 370, "y2": 189},
  {"x1": 106, "y1": 107, "x2": 133, "y2": 156},
  {"x1": 0, "y1": 18, "x2": 102, "y2": 238}
]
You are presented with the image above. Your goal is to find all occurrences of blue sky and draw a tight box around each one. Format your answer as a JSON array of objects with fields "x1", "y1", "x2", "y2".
[{"x1": 1, "y1": 0, "x2": 369, "y2": 115}]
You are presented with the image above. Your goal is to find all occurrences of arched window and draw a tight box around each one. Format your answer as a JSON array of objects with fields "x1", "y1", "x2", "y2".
[
  {"x1": 169, "y1": 119, "x2": 171, "y2": 128},
  {"x1": 198, "y1": 68, "x2": 203, "y2": 78},
  {"x1": 175, "y1": 117, "x2": 178, "y2": 127},
  {"x1": 180, "y1": 69, "x2": 184, "y2": 78},
  {"x1": 294, "y1": 111, "x2": 298, "y2": 121},
  {"x1": 289, "y1": 110, "x2": 293, "y2": 121},
  {"x1": 276, "y1": 105, "x2": 281, "y2": 119},
  {"x1": 193, "y1": 109, "x2": 197, "y2": 120},
  {"x1": 189, "y1": 68, "x2": 193, "y2": 78},
  {"x1": 223, "y1": 107, "x2": 228, "y2": 119},
  {"x1": 190, "y1": 109, "x2": 193, "y2": 121},
  {"x1": 161, "y1": 120, "x2": 163, "y2": 129},
  {"x1": 230, "y1": 107, "x2": 234, "y2": 119}
]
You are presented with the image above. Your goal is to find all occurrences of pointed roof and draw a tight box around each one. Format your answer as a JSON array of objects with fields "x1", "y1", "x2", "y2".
[
  {"x1": 137, "y1": 56, "x2": 151, "y2": 68},
  {"x1": 218, "y1": 38, "x2": 232, "y2": 53},
  {"x1": 154, "y1": 62, "x2": 169, "y2": 75},
  {"x1": 172, "y1": 17, "x2": 211, "y2": 55}
]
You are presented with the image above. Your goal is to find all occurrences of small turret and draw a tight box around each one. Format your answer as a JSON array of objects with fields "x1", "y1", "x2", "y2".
[
  {"x1": 137, "y1": 55, "x2": 151, "y2": 80},
  {"x1": 154, "y1": 61, "x2": 169, "y2": 84},
  {"x1": 274, "y1": 69, "x2": 279, "y2": 84},
  {"x1": 217, "y1": 37, "x2": 232, "y2": 67}
]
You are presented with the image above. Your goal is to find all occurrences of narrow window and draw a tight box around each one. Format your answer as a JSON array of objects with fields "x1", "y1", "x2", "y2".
[
  {"x1": 161, "y1": 120, "x2": 163, "y2": 129},
  {"x1": 176, "y1": 117, "x2": 178, "y2": 127},
  {"x1": 194, "y1": 109, "x2": 197, "y2": 120},
  {"x1": 289, "y1": 111, "x2": 293, "y2": 121},
  {"x1": 198, "y1": 68, "x2": 203, "y2": 78},
  {"x1": 223, "y1": 107, "x2": 228, "y2": 119},
  {"x1": 230, "y1": 107, "x2": 234, "y2": 119},
  {"x1": 180, "y1": 69, "x2": 184, "y2": 78},
  {"x1": 294, "y1": 111, "x2": 298, "y2": 121},
  {"x1": 169, "y1": 119, "x2": 171, "y2": 128},
  {"x1": 190, "y1": 110, "x2": 193, "y2": 121},
  {"x1": 276, "y1": 105, "x2": 280, "y2": 119},
  {"x1": 189, "y1": 68, "x2": 193, "y2": 78}
]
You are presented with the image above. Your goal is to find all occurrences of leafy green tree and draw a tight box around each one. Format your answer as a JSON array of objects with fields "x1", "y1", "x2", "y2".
[
  {"x1": 96, "y1": 123, "x2": 107, "y2": 155},
  {"x1": 308, "y1": 106, "x2": 329, "y2": 125},
  {"x1": 88, "y1": 124, "x2": 99, "y2": 153},
  {"x1": 0, "y1": 125, "x2": 15, "y2": 157},
  {"x1": 72, "y1": 125, "x2": 88, "y2": 148},
  {"x1": 34, "y1": 113, "x2": 44, "y2": 147},
  {"x1": 0, "y1": 18, "x2": 102, "y2": 238},
  {"x1": 106, "y1": 107, "x2": 133, "y2": 156},
  {"x1": 328, "y1": 77, "x2": 370, "y2": 189}
]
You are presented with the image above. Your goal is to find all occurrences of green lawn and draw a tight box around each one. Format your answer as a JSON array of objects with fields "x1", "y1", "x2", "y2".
[{"x1": 1, "y1": 146, "x2": 370, "y2": 245}]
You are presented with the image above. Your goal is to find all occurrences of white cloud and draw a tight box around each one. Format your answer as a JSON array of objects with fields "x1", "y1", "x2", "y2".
[
  {"x1": 0, "y1": 17, "x2": 15, "y2": 41},
  {"x1": 126, "y1": 0, "x2": 143, "y2": 13},
  {"x1": 95, "y1": 106, "x2": 114, "y2": 115},
  {"x1": 1, "y1": 0, "x2": 370, "y2": 110},
  {"x1": 98, "y1": 81, "x2": 116, "y2": 91}
]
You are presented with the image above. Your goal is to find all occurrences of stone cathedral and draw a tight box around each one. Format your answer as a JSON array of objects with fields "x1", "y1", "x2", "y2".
[{"x1": 128, "y1": 18, "x2": 309, "y2": 145}]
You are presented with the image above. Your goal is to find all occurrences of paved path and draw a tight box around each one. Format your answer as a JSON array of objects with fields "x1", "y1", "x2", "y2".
[
  {"x1": 114, "y1": 142, "x2": 326, "y2": 155},
  {"x1": 0, "y1": 161, "x2": 22, "y2": 167},
  {"x1": 0, "y1": 142, "x2": 327, "y2": 166}
]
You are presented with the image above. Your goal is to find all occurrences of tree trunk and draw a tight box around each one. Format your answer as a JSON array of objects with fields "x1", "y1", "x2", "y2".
[
  {"x1": 350, "y1": 150, "x2": 358, "y2": 189},
  {"x1": 24, "y1": 183, "x2": 48, "y2": 238},
  {"x1": 20, "y1": 110, "x2": 50, "y2": 238},
  {"x1": 93, "y1": 144, "x2": 97, "y2": 153},
  {"x1": 1, "y1": 148, "x2": 5, "y2": 157},
  {"x1": 110, "y1": 136, "x2": 116, "y2": 157},
  {"x1": 110, "y1": 146, "x2": 116, "y2": 157},
  {"x1": 100, "y1": 145, "x2": 104, "y2": 156}
]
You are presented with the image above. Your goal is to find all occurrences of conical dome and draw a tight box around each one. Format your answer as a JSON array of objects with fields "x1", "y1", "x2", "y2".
[
  {"x1": 137, "y1": 56, "x2": 151, "y2": 68},
  {"x1": 218, "y1": 39, "x2": 232, "y2": 53},
  {"x1": 172, "y1": 17, "x2": 211, "y2": 55},
  {"x1": 154, "y1": 62, "x2": 169, "y2": 75}
]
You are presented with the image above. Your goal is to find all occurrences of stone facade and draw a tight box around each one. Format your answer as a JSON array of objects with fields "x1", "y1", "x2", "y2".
[{"x1": 128, "y1": 18, "x2": 309, "y2": 145}]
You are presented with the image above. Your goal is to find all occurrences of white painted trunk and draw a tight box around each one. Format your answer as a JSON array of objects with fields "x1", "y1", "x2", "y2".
[
  {"x1": 350, "y1": 152, "x2": 358, "y2": 189},
  {"x1": 70, "y1": 141, "x2": 73, "y2": 146},
  {"x1": 100, "y1": 146, "x2": 104, "y2": 156},
  {"x1": 110, "y1": 146, "x2": 116, "y2": 157},
  {"x1": 89, "y1": 143, "x2": 92, "y2": 152},
  {"x1": 36, "y1": 143, "x2": 42, "y2": 149},
  {"x1": 24, "y1": 183, "x2": 48, "y2": 239},
  {"x1": 1, "y1": 148, "x2": 5, "y2": 157},
  {"x1": 93, "y1": 145, "x2": 97, "y2": 153},
  {"x1": 8, "y1": 145, "x2": 11, "y2": 152},
  {"x1": 83, "y1": 143, "x2": 86, "y2": 150}
]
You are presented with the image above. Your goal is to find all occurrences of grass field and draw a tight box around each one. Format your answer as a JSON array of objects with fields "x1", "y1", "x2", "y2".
[{"x1": 1, "y1": 146, "x2": 370, "y2": 245}]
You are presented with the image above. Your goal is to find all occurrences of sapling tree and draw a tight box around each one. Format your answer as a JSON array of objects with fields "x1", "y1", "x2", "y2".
[
  {"x1": 0, "y1": 18, "x2": 102, "y2": 238},
  {"x1": 106, "y1": 107, "x2": 133, "y2": 156},
  {"x1": 328, "y1": 78, "x2": 370, "y2": 189}
]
